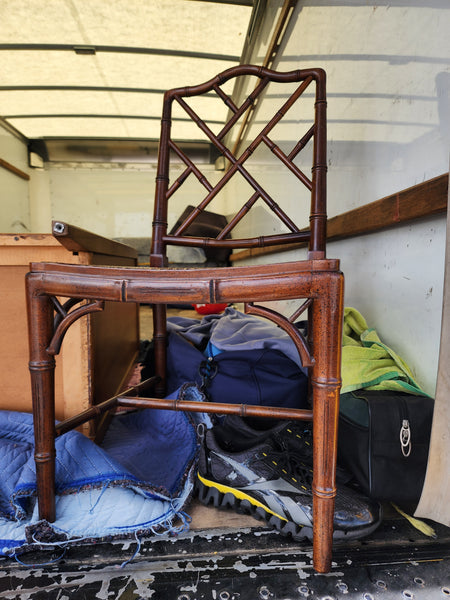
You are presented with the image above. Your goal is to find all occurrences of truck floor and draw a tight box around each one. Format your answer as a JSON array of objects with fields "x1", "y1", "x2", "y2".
[{"x1": 1, "y1": 500, "x2": 449, "y2": 600}]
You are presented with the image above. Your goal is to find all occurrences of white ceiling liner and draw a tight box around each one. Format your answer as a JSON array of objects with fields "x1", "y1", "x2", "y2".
[{"x1": 0, "y1": 0, "x2": 253, "y2": 141}]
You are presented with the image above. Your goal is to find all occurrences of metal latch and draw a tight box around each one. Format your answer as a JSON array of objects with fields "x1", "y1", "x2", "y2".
[{"x1": 400, "y1": 419, "x2": 411, "y2": 457}]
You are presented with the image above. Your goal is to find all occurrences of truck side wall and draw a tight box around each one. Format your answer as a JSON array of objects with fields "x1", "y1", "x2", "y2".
[
  {"x1": 0, "y1": 1, "x2": 447, "y2": 395},
  {"x1": 0, "y1": 129, "x2": 30, "y2": 233},
  {"x1": 225, "y1": 1, "x2": 449, "y2": 396}
]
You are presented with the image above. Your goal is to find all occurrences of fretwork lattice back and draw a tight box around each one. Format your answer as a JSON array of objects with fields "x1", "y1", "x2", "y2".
[{"x1": 151, "y1": 65, "x2": 327, "y2": 265}]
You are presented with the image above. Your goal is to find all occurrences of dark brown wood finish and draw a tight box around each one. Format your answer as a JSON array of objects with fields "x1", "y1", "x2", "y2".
[
  {"x1": 0, "y1": 157, "x2": 30, "y2": 180},
  {"x1": 52, "y1": 220, "x2": 138, "y2": 260},
  {"x1": 26, "y1": 65, "x2": 344, "y2": 573}
]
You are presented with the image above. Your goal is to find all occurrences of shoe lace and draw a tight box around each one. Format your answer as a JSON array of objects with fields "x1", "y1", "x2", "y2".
[
  {"x1": 269, "y1": 423, "x2": 313, "y2": 457},
  {"x1": 285, "y1": 422, "x2": 313, "y2": 445},
  {"x1": 262, "y1": 444, "x2": 313, "y2": 490}
]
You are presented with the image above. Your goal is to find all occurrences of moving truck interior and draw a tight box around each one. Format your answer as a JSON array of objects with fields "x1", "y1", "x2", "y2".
[{"x1": 0, "y1": 1, "x2": 449, "y2": 597}]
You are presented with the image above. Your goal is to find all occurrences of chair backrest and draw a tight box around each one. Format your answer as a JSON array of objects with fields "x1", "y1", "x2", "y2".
[{"x1": 150, "y1": 65, "x2": 327, "y2": 267}]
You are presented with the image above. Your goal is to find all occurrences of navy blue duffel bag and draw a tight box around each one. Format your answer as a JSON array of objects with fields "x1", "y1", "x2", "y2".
[
  {"x1": 163, "y1": 329, "x2": 309, "y2": 410},
  {"x1": 141, "y1": 308, "x2": 310, "y2": 410}
]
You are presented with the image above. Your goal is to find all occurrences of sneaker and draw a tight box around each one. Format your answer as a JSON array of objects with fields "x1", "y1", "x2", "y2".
[
  {"x1": 196, "y1": 426, "x2": 382, "y2": 541},
  {"x1": 217, "y1": 415, "x2": 351, "y2": 484},
  {"x1": 218, "y1": 414, "x2": 313, "y2": 456}
]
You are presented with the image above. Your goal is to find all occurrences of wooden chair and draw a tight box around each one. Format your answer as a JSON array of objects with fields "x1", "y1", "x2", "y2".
[{"x1": 26, "y1": 65, "x2": 344, "y2": 573}]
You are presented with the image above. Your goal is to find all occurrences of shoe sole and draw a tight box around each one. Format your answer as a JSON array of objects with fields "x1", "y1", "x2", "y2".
[
  {"x1": 196, "y1": 473, "x2": 382, "y2": 542},
  {"x1": 196, "y1": 472, "x2": 310, "y2": 540}
]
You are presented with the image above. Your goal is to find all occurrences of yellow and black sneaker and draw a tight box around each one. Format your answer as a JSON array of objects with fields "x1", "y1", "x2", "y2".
[{"x1": 196, "y1": 425, "x2": 382, "y2": 541}]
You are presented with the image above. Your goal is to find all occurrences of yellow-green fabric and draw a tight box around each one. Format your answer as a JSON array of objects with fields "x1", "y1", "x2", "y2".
[{"x1": 341, "y1": 307, "x2": 429, "y2": 396}]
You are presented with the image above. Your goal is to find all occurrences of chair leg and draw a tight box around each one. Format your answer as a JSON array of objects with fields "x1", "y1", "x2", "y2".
[
  {"x1": 152, "y1": 303, "x2": 167, "y2": 397},
  {"x1": 27, "y1": 292, "x2": 57, "y2": 522},
  {"x1": 310, "y1": 275, "x2": 344, "y2": 573}
]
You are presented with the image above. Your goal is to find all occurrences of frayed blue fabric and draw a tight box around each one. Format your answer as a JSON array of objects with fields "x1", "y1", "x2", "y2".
[
  {"x1": 102, "y1": 394, "x2": 198, "y2": 495},
  {"x1": 0, "y1": 389, "x2": 199, "y2": 558}
]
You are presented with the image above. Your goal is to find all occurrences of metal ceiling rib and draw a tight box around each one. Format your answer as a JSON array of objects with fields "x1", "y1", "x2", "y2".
[
  {"x1": 0, "y1": 0, "x2": 256, "y2": 151},
  {"x1": 0, "y1": 43, "x2": 240, "y2": 62}
]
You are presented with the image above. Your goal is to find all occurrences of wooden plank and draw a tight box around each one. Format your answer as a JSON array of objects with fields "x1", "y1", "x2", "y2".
[
  {"x1": 327, "y1": 172, "x2": 448, "y2": 241},
  {"x1": 230, "y1": 173, "x2": 448, "y2": 262},
  {"x1": 0, "y1": 157, "x2": 30, "y2": 180},
  {"x1": 0, "y1": 233, "x2": 61, "y2": 248},
  {"x1": 0, "y1": 242, "x2": 84, "y2": 266},
  {"x1": 52, "y1": 220, "x2": 138, "y2": 260}
]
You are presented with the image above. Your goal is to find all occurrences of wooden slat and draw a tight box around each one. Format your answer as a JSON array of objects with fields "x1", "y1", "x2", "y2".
[
  {"x1": 327, "y1": 172, "x2": 448, "y2": 241},
  {"x1": 230, "y1": 173, "x2": 449, "y2": 262},
  {"x1": 52, "y1": 220, "x2": 138, "y2": 260},
  {"x1": 0, "y1": 157, "x2": 29, "y2": 180}
]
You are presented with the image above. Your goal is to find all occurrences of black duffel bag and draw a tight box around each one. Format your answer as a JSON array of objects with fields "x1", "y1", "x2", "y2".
[{"x1": 338, "y1": 389, "x2": 434, "y2": 504}]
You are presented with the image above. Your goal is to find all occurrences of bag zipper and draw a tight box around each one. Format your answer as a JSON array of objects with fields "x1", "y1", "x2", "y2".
[{"x1": 399, "y1": 397, "x2": 412, "y2": 457}]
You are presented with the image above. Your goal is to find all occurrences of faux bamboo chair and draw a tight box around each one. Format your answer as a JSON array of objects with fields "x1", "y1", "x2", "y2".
[{"x1": 26, "y1": 65, "x2": 344, "y2": 573}]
